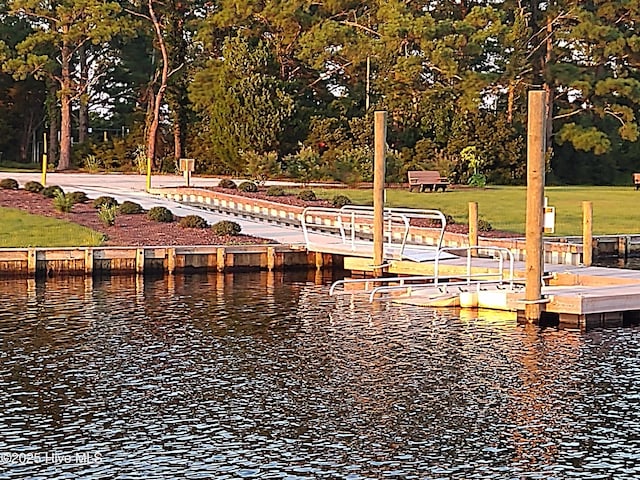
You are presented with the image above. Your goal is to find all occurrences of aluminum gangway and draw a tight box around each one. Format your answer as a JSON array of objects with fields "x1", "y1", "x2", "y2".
[
  {"x1": 301, "y1": 205, "x2": 447, "y2": 262},
  {"x1": 329, "y1": 246, "x2": 522, "y2": 303}
]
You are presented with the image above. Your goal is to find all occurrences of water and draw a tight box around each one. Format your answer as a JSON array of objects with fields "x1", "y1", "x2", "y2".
[{"x1": 1, "y1": 272, "x2": 639, "y2": 479}]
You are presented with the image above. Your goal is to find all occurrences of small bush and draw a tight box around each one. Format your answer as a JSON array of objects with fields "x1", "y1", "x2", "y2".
[
  {"x1": 266, "y1": 186, "x2": 287, "y2": 197},
  {"x1": 332, "y1": 194, "x2": 352, "y2": 208},
  {"x1": 0, "y1": 178, "x2": 19, "y2": 190},
  {"x1": 297, "y1": 189, "x2": 317, "y2": 201},
  {"x1": 147, "y1": 206, "x2": 174, "y2": 223},
  {"x1": 212, "y1": 220, "x2": 241, "y2": 236},
  {"x1": 118, "y1": 201, "x2": 143, "y2": 214},
  {"x1": 478, "y1": 219, "x2": 493, "y2": 232},
  {"x1": 98, "y1": 204, "x2": 117, "y2": 226},
  {"x1": 218, "y1": 178, "x2": 237, "y2": 189},
  {"x1": 67, "y1": 191, "x2": 89, "y2": 204},
  {"x1": 93, "y1": 196, "x2": 118, "y2": 209},
  {"x1": 179, "y1": 215, "x2": 209, "y2": 229},
  {"x1": 53, "y1": 190, "x2": 74, "y2": 213},
  {"x1": 238, "y1": 181, "x2": 258, "y2": 193},
  {"x1": 42, "y1": 185, "x2": 64, "y2": 198},
  {"x1": 24, "y1": 181, "x2": 44, "y2": 193}
]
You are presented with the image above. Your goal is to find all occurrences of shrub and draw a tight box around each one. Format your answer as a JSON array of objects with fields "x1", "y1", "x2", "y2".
[
  {"x1": 53, "y1": 190, "x2": 74, "y2": 213},
  {"x1": 332, "y1": 194, "x2": 352, "y2": 208},
  {"x1": 24, "y1": 181, "x2": 44, "y2": 193},
  {"x1": 218, "y1": 178, "x2": 237, "y2": 189},
  {"x1": 147, "y1": 206, "x2": 174, "y2": 223},
  {"x1": 212, "y1": 220, "x2": 241, "y2": 236},
  {"x1": 42, "y1": 185, "x2": 64, "y2": 198},
  {"x1": 297, "y1": 189, "x2": 317, "y2": 201},
  {"x1": 93, "y1": 196, "x2": 118, "y2": 209},
  {"x1": 97, "y1": 204, "x2": 117, "y2": 226},
  {"x1": 478, "y1": 219, "x2": 493, "y2": 232},
  {"x1": 118, "y1": 201, "x2": 143, "y2": 214},
  {"x1": 179, "y1": 215, "x2": 209, "y2": 229},
  {"x1": 266, "y1": 186, "x2": 287, "y2": 197},
  {"x1": 0, "y1": 178, "x2": 19, "y2": 190},
  {"x1": 83, "y1": 154, "x2": 101, "y2": 173},
  {"x1": 238, "y1": 181, "x2": 258, "y2": 193},
  {"x1": 67, "y1": 191, "x2": 89, "y2": 204}
]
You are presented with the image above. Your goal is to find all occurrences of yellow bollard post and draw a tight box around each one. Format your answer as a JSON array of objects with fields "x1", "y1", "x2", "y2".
[
  {"x1": 41, "y1": 133, "x2": 47, "y2": 186},
  {"x1": 146, "y1": 155, "x2": 152, "y2": 192}
]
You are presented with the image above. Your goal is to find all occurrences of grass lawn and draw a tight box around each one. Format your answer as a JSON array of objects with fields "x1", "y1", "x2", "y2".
[
  {"x1": 0, "y1": 161, "x2": 39, "y2": 173},
  {"x1": 306, "y1": 186, "x2": 640, "y2": 236},
  {"x1": 0, "y1": 207, "x2": 105, "y2": 247}
]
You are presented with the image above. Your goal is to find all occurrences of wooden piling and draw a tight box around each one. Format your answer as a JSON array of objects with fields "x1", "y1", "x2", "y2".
[
  {"x1": 167, "y1": 247, "x2": 177, "y2": 274},
  {"x1": 583, "y1": 201, "x2": 593, "y2": 266},
  {"x1": 373, "y1": 111, "x2": 387, "y2": 278},
  {"x1": 468, "y1": 202, "x2": 478, "y2": 252},
  {"x1": 525, "y1": 90, "x2": 547, "y2": 322}
]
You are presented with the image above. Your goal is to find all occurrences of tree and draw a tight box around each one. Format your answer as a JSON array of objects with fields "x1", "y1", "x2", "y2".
[
  {"x1": 190, "y1": 35, "x2": 295, "y2": 173},
  {"x1": 5, "y1": 0, "x2": 126, "y2": 170}
]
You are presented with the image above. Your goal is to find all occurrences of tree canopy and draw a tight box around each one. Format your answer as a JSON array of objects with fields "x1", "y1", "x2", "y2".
[{"x1": 1, "y1": 0, "x2": 639, "y2": 185}]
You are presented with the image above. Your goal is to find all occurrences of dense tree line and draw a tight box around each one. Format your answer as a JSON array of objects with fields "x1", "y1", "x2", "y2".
[{"x1": 1, "y1": 1, "x2": 639, "y2": 185}]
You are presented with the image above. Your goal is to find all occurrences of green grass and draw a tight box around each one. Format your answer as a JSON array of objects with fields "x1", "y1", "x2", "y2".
[
  {"x1": 0, "y1": 161, "x2": 39, "y2": 173},
  {"x1": 305, "y1": 186, "x2": 640, "y2": 236},
  {"x1": 0, "y1": 207, "x2": 105, "y2": 247}
]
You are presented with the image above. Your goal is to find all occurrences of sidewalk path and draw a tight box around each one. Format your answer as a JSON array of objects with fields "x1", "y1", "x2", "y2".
[{"x1": 4, "y1": 172, "x2": 337, "y2": 246}]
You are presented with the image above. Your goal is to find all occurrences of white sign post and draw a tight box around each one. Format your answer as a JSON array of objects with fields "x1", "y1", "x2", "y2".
[{"x1": 180, "y1": 158, "x2": 195, "y2": 187}]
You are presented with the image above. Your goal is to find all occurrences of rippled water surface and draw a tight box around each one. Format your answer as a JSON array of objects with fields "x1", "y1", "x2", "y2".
[{"x1": 1, "y1": 272, "x2": 639, "y2": 479}]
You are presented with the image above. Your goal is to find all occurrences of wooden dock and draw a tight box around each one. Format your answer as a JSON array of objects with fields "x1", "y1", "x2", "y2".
[{"x1": 341, "y1": 254, "x2": 640, "y2": 329}]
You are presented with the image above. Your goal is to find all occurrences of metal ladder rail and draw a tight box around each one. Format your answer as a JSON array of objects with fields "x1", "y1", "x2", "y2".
[
  {"x1": 433, "y1": 246, "x2": 515, "y2": 290},
  {"x1": 329, "y1": 274, "x2": 440, "y2": 296},
  {"x1": 367, "y1": 274, "x2": 511, "y2": 303}
]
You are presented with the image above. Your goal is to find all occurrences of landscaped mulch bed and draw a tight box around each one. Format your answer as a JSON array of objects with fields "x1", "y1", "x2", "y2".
[
  {"x1": 0, "y1": 189, "x2": 274, "y2": 246},
  {"x1": 210, "y1": 186, "x2": 522, "y2": 239}
]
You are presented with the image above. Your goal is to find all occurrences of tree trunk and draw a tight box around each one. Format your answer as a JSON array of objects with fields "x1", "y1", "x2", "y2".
[
  {"x1": 79, "y1": 44, "x2": 89, "y2": 144},
  {"x1": 146, "y1": 0, "x2": 170, "y2": 168},
  {"x1": 544, "y1": 14, "x2": 555, "y2": 154},
  {"x1": 57, "y1": 40, "x2": 72, "y2": 171},
  {"x1": 47, "y1": 81, "x2": 60, "y2": 168},
  {"x1": 173, "y1": 120, "x2": 182, "y2": 160}
]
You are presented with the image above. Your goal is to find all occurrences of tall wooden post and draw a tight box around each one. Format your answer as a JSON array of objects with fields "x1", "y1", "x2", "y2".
[
  {"x1": 41, "y1": 133, "x2": 47, "y2": 186},
  {"x1": 373, "y1": 111, "x2": 387, "y2": 277},
  {"x1": 525, "y1": 90, "x2": 547, "y2": 321},
  {"x1": 582, "y1": 201, "x2": 593, "y2": 266},
  {"x1": 468, "y1": 202, "x2": 478, "y2": 252}
]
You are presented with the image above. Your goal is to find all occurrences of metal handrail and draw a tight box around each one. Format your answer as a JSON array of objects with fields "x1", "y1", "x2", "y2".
[
  {"x1": 329, "y1": 245, "x2": 519, "y2": 303},
  {"x1": 433, "y1": 246, "x2": 515, "y2": 289},
  {"x1": 301, "y1": 206, "x2": 411, "y2": 257},
  {"x1": 368, "y1": 276, "x2": 526, "y2": 303},
  {"x1": 341, "y1": 206, "x2": 447, "y2": 251}
]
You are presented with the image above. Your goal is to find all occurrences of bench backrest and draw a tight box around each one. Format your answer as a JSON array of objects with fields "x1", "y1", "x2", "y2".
[
  {"x1": 634, "y1": 173, "x2": 640, "y2": 184},
  {"x1": 408, "y1": 170, "x2": 447, "y2": 184}
]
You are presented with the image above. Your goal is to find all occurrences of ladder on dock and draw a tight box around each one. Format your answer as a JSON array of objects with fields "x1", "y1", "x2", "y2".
[{"x1": 329, "y1": 246, "x2": 520, "y2": 304}]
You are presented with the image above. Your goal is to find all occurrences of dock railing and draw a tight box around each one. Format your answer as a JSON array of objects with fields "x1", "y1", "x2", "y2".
[
  {"x1": 301, "y1": 205, "x2": 447, "y2": 261},
  {"x1": 329, "y1": 245, "x2": 518, "y2": 302}
]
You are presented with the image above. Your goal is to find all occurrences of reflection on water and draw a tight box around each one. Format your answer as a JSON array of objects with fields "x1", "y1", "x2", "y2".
[
  {"x1": 595, "y1": 256, "x2": 640, "y2": 270},
  {"x1": 0, "y1": 272, "x2": 639, "y2": 479}
]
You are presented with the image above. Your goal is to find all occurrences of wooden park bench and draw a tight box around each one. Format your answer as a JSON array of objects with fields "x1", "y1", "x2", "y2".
[
  {"x1": 407, "y1": 170, "x2": 450, "y2": 192},
  {"x1": 634, "y1": 173, "x2": 640, "y2": 190}
]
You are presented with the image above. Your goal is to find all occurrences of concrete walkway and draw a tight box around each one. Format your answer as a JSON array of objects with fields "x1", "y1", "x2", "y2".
[{"x1": 4, "y1": 172, "x2": 337, "y2": 246}]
